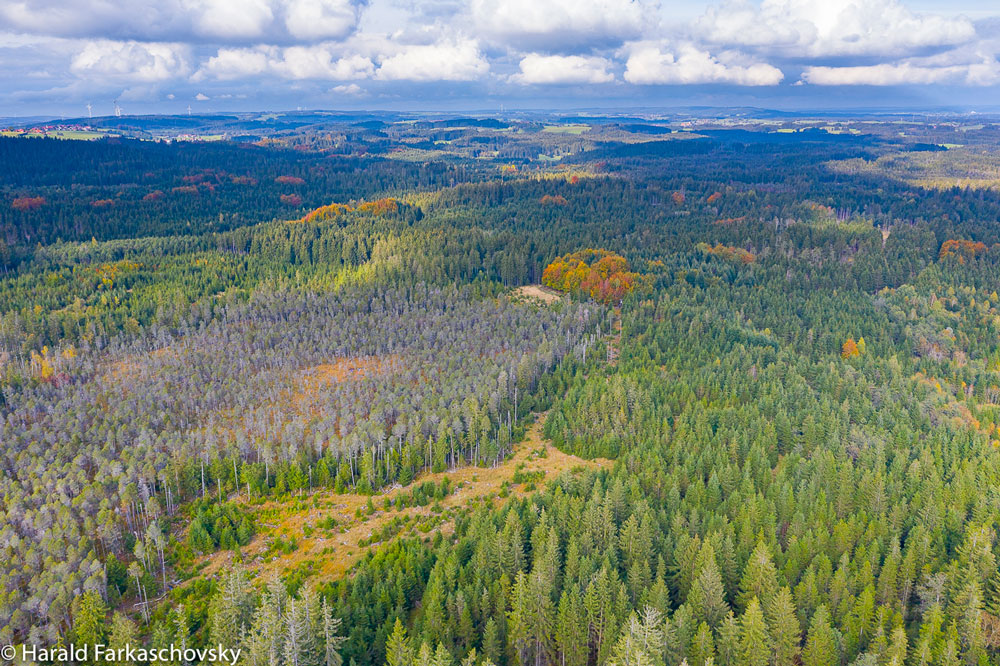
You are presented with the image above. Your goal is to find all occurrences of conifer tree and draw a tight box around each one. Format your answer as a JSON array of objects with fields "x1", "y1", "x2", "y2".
[
  {"x1": 765, "y1": 587, "x2": 800, "y2": 666},
  {"x1": 689, "y1": 622, "x2": 716, "y2": 666},
  {"x1": 738, "y1": 542, "x2": 779, "y2": 611},
  {"x1": 738, "y1": 598, "x2": 771, "y2": 666},
  {"x1": 689, "y1": 543, "x2": 730, "y2": 628},
  {"x1": 385, "y1": 619, "x2": 414, "y2": 666},
  {"x1": 802, "y1": 607, "x2": 839, "y2": 666},
  {"x1": 107, "y1": 613, "x2": 139, "y2": 666},
  {"x1": 72, "y1": 590, "x2": 108, "y2": 664}
]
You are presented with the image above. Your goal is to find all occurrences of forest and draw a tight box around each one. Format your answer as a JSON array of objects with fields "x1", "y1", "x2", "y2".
[{"x1": 2, "y1": 114, "x2": 1000, "y2": 666}]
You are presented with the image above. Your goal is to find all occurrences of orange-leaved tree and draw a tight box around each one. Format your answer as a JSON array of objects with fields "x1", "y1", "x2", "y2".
[
  {"x1": 939, "y1": 239, "x2": 988, "y2": 263},
  {"x1": 542, "y1": 249, "x2": 642, "y2": 305}
]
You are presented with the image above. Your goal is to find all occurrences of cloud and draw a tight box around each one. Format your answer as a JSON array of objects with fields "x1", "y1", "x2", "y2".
[
  {"x1": 471, "y1": 0, "x2": 651, "y2": 51},
  {"x1": 512, "y1": 54, "x2": 614, "y2": 84},
  {"x1": 274, "y1": 47, "x2": 374, "y2": 79},
  {"x1": 331, "y1": 82, "x2": 365, "y2": 95},
  {"x1": 195, "y1": 92, "x2": 209, "y2": 99},
  {"x1": 802, "y1": 56, "x2": 1000, "y2": 85},
  {"x1": 696, "y1": 0, "x2": 976, "y2": 57},
  {"x1": 188, "y1": 0, "x2": 275, "y2": 39},
  {"x1": 624, "y1": 43, "x2": 784, "y2": 85},
  {"x1": 70, "y1": 40, "x2": 190, "y2": 82},
  {"x1": 193, "y1": 46, "x2": 272, "y2": 80},
  {"x1": 194, "y1": 45, "x2": 373, "y2": 80},
  {"x1": 376, "y1": 39, "x2": 488, "y2": 81},
  {"x1": 284, "y1": 0, "x2": 363, "y2": 40},
  {"x1": 0, "y1": 0, "x2": 366, "y2": 43}
]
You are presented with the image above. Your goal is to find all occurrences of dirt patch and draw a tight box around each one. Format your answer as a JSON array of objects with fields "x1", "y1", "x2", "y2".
[
  {"x1": 289, "y1": 356, "x2": 399, "y2": 415},
  {"x1": 102, "y1": 346, "x2": 178, "y2": 386},
  {"x1": 512, "y1": 284, "x2": 563, "y2": 304},
  {"x1": 197, "y1": 415, "x2": 611, "y2": 582}
]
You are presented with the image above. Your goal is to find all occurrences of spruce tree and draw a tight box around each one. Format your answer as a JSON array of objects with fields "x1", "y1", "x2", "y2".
[
  {"x1": 802, "y1": 607, "x2": 839, "y2": 666},
  {"x1": 764, "y1": 587, "x2": 800, "y2": 666},
  {"x1": 738, "y1": 598, "x2": 770, "y2": 666}
]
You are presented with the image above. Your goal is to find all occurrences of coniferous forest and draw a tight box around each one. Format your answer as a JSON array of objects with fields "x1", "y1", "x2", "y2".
[{"x1": 3, "y1": 114, "x2": 1000, "y2": 666}]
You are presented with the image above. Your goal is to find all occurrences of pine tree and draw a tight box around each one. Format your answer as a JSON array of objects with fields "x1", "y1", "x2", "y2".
[
  {"x1": 885, "y1": 627, "x2": 906, "y2": 666},
  {"x1": 72, "y1": 590, "x2": 108, "y2": 664},
  {"x1": 320, "y1": 596, "x2": 344, "y2": 666},
  {"x1": 385, "y1": 619, "x2": 414, "y2": 666},
  {"x1": 738, "y1": 598, "x2": 770, "y2": 666},
  {"x1": 689, "y1": 622, "x2": 716, "y2": 666},
  {"x1": 801, "y1": 607, "x2": 839, "y2": 666},
  {"x1": 173, "y1": 603, "x2": 190, "y2": 656},
  {"x1": 284, "y1": 597, "x2": 319, "y2": 666},
  {"x1": 764, "y1": 587, "x2": 799, "y2": 666},
  {"x1": 509, "y1": 569, "x2": 554, "y2": 666},
  {"x1": 431, "y1": 643, "x2": 453, "y2": 666},
  {"x1": 608, "y1": 607, "x2": 666, "y2": 666},
  {"x1": 955, "y1": 576, "x2": 985, "y2": 665},
  {"x1": 482, "y1": 618, "x2": 501, "y2": 665},
  {"x1": 689, "y1": 543, "x2": 730, "y2": 628},
  {"x1": 208, "y1": 565, "x2": 255, "y2": 648},
  {"x1": 555, "y1": 588, "x2": 588, "y2": 666},
  {"x1": 108, "y1": 612, "x2": 139, "y2": 666},
  {"x1": 716, "y1": 612, "x2": 740, "y2": 666},
  {"x1": 416, "y1": 642, "x2": 435, "y2": 666},
  {"x1": 585, "y1": 567, "x2": 618, "y2": 662},
  {"x1": 738, "y1": 542, "x2": 779, "y2": 611},
  {"x1": 912, "y1": 604, "x2": 944, "y2": 666}
]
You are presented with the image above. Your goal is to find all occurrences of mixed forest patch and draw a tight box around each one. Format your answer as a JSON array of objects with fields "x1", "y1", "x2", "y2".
[{"x1": 542, "y1": 249, "x2": 643, "y2": 305}]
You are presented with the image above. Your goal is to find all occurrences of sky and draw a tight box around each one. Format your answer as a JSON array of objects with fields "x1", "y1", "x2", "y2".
[{"x1": 3, "y1": 0, "x2": 1000, "y2": 117}]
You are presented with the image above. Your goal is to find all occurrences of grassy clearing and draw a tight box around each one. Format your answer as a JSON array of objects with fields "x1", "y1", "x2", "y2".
[
  {"x1": 1, "y1": 130, "x2": 111, "y2": 140},
  {"x1": 511, "y1": 284, "x2": 563, "y2": 304},
  {"x1": 542, "y1": 124, "x2": 590, "y2": 135},
  {"x1": 196, "y1": 416, "x2": 611, "y2": 583}
]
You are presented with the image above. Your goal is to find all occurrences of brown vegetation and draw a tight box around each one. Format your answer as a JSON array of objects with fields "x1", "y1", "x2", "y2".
[{"x1": 11, "y1": 196, "x2": 45, "y2": 211}]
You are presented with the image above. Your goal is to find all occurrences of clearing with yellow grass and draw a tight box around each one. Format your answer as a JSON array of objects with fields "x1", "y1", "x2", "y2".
[{"x1": 196, "y1": 415, "x2": 611, "y2": 583}]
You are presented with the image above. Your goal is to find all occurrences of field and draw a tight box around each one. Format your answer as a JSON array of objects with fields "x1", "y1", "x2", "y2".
[
  {"x1": 0, "y1": 129, "x2": 111, "y2": 140},
  {"x1": 542, "y1": 123, "x2": 591, "y2": 135}
]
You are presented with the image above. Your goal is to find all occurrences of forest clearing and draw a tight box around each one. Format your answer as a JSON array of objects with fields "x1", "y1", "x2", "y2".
[
  {"x1": 195, "y1": 415, "x2": 612, "y2": 583},
  {"x1": 511, "y1": 284, "x2": 563, "y2": 304}
]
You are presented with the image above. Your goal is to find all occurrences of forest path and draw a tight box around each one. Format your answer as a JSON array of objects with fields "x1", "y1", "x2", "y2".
[{"x1": 197, "y1": 415, "x2": 611, "y2": 583}]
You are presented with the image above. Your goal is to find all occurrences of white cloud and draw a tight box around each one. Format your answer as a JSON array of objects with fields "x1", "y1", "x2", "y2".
[
  {"x1": 802, "y1": 56, "x2": 1000, "y2": 85},
  {"x1": 471, "y1": 0, "x2": 651, "y2": 51},
  {"x1": 376, "y1": 39, "x2": 488, "y2": 81},
  {"x1": 194, "y1": 45, "x2": 373, "y2": 80},
  {"x1": 273, "y1": 47, "x2": 374, "y2": 79},
  {"x1": 696, "y1": 0, "x2": 976, "y2": 57},
  {"x1": 284, "y1": 0, "x2": 362, "y2": 40},
  {"x1": 624, "y1": 43, "x2": 784, "y2": 85},
  {"x1": 70, "y1": 40, "x2": 190, "y2": 82},
  {"x1": 512, "y1": 54, "x2": 614, "y2": 84},
  {"x1": 0, "y1": 0, "x2": 366, "y2": 43},
  {"x1": 195, "y1": 92, "x2": 210, "y2": 99},
  {"x1": 331, "y1": 82, "x2": 365, "y2": 95},
  {"x1": 193, "y1": 46, "x2": 273, "y2": 80},
  {"x1": 186, "y1": 0, "x2": 275, "y2": 39}
]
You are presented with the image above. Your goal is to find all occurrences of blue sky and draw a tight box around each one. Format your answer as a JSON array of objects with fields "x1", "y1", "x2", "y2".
[{"x1": 3, "y1": 0, "x2": 1000, "y2": 117}]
